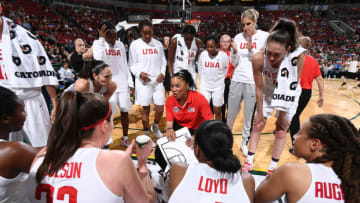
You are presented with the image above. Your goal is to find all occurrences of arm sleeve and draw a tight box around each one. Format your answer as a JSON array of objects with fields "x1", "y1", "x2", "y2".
[
  {"x1": 92, "y1": 38, "x2": 106, "y2": 60},
  {"x1": 129, "y1": 43, "x2": 141, "y2": 79}
]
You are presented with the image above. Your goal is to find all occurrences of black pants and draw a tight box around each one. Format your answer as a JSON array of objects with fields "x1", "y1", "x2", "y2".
[
  {"x1": 155, "y1": 121, "x2": 196, "y2": 171},
  {"x1": 290, "y1": 89, "x2": 312, "y2": 144},
  {"x1": 222, "y1": 78, "x2": 231, "y2": 123}
]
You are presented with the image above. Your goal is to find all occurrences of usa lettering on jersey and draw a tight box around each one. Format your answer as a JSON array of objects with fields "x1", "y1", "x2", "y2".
[
  {"x1": 46, "y1": 162, "x2": 82, "y2": 179},
  {"x1": 315, "y1": 182, "x2": 345, "y2": 200},
  {"x1": 142, "y1": 48, "x2": 158, "y2": 55},
  {"x1": 105, "y1": 48, "x2": 121, "y2": 56},
  {"x1": 197, "y1": 176, "x2": 228, "y2": 194},
  {"x1": 239, "y1": 42, "x2": 257, "y2": 49},
  {"x1": 0, "y1": 48, "x2": 7, "y2": 80},
  {"x1": 205, "y1": 61, "x2": 220, "y2": 68}
]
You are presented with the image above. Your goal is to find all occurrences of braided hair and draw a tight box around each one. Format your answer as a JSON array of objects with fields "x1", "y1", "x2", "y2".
[{"x1": 307, "y1": 114, "x2": 360, "y2": 203}]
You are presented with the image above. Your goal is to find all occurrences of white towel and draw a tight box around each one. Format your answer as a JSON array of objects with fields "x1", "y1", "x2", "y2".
[
  {"x1": 0, "y1": 16, "x2": 58, "y2": 88},
  {"x1": 271, "y1": 46, "x2": 306, "y2": 112}
]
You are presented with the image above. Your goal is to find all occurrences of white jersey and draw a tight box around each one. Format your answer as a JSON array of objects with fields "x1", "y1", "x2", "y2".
[
  {"x1": 30, "y1": 148, "x2": 124, "y2": 203},
  {"x1": 0, "y1": 140, "x2": 34, "y2": 203},
  {"x1": 173, "y1": 36, "x2": 198, "y2": 73},
  {"x1": 198, "y1": 50, "x2": 229, "y2": 90},
  {"x1": 93, "y1": 38, "x2": 133, "y2": 92},
  {"x1": 232, "y1": 30, "x2": 269, "y2": 84},
  {"x1": 169, "y1": 163, "x2": 250, "y2": 203},
  {"x1": 263, "y1": 47, "x2": 305, "y2": 108},
  {"x1": 129, "y1": 38, "x2": 166, "y2": 83},
  {"x1": 297, "y1": 163, "x2": 344, "y2": 203},
  {"x1": 348, "y1": 61, "x2": 358, "y2": 73}
]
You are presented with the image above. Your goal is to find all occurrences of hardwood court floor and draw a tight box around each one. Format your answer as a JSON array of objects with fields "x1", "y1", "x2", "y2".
[{"x1": 110, "y1": 78, "x2": 360, "y2": 171}]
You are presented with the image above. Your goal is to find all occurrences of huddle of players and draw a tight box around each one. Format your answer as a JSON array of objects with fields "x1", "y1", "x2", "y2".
[{"x1": 86, "y1": 9, "x2": 299, "y2": 173}]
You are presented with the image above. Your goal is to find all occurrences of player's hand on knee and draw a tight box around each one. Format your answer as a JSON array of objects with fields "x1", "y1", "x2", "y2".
[{"x1": 140, "y1": 72, "x2": 151, "y2": 82}]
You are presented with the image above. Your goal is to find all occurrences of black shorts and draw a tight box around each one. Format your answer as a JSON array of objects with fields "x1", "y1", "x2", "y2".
[{"x1": 342, "y1": 71, "x2": 360, "y2": 80}]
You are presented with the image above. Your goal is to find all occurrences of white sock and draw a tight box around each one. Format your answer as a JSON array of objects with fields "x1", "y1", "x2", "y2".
[
  {"x1": 246, "y1": 154, "x2": 254, "y2": 164},
  {"x1": 269, "y1": 159, "x2": 279, "y2": 170}
]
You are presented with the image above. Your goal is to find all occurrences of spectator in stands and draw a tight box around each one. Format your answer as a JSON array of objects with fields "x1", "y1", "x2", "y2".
[
  {"x1": 0, "y1": 86, "x2": 37, "y2": 203},
  {"x1": 289, "y1": 36, "x2": 324, "y2": 151},
  {"x1": 155, "y1": 70, "x2": 212, "y2": 170},
  {"x1": 69, "y1": 38, "x2": 93, "y2": 73},
  {"x1": 57, "y1": 61, "x2": 75, "y2": 88},
  {"x1": 168, "y1": 120, "x2": 254, "y2": 202},
  {"x1": 0, "y1": 3, "x2": 58, "y2": 147},
  {"x1": 219, "y1": 34, "x2": 235, "y2": 122},
  {"x1": 93, "y1": 21, "x2": 134, "y2": 147},
  {"x1": 255, "y1": 114, "x2": 360, "y2": 203},
  {"x1": 30, "y1": 91, "x2": 155, "y2": 203}
]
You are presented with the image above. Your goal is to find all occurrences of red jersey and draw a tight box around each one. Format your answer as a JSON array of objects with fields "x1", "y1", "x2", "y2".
[
  {"x1": 300, "y1": 55, "x2": 321, "y2": 90},
  {"x1": 166, "y1": 90, "x2": 212, "y2": 130}
]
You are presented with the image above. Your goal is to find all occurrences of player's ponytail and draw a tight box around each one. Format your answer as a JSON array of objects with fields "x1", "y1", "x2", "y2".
[
  {"x1": 194, "y1": 120, "x2": 241, "y2": 175},
  {"x1": 267, "y1": 18, "x2": 300, "y2": 53},
  {"x1": 36, "y1": 91, "x2": 111, "y2": 183}
]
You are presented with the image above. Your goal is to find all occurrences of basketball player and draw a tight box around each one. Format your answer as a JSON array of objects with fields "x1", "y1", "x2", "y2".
[
  {"x1": 129, "y1": 20, "x2": 166, "y2": 140},
  {"x1": 0, "y1": 4, "x2": 58, "y2": 147},
  {"x1": 227, "y1": 9, "x2": 269, "y2": 156},
  {"x1": 243, "y1": 19, "x2": 306, "y2": 175},
  {"x1": 169, "y1": 120, "x2": 254, "y2": 202},
  {"x1": 255, "y1": 114, "x2": 360, "y2": 203},
  {"x1": 168, "y1": 24, "x2": 202, "y2": 84},
  {"x1": 30, "y1": 92, "x2": 155, "y2": 202},
  {"x1": 0, "y1": 86, "x2": 37, "y2": 203},
  {"x1": 70, "y1": 60, "x2": 117, "y2": 100},
  {"x1": 198, "y1": 35, "x2": 229, "y2": 120},
  {"x1": 93, "y1": 22, "x2": 134, "y2": 147}
]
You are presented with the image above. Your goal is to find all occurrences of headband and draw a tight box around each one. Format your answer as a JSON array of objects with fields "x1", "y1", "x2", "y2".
[{"x1": 80, "y1": 103, "x2": 111, "y2": 131}]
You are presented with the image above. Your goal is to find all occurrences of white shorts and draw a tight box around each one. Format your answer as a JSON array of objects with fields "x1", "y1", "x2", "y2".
[
  {"x1": 10, "y1": 94, "x2": 51, "y2": 147},
  {"x1": 200, "y1": 85, "x2": 225, "y2": 107},
  {"x1": 263, "y1": 96, "x2": 298, "y2": 121},
  {"x1": 109, "y1": 91, "x2": 132, "y2": 114},
  {"x1": 135, "y1": 79, "x2": 164, "y2": 106}
]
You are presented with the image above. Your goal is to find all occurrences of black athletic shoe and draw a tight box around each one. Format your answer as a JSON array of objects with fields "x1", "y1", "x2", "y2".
[
  {"x1": 289, "y1": 148, "x2": 294, "y2": 154},
  {"x1": 341, "y1": 82, "x2": 347, "y2": 87}
]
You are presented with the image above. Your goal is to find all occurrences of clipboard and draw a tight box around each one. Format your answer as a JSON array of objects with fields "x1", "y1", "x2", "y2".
[{"x1": 157, "y1": 127, "x2": 198, "y2": 172}]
